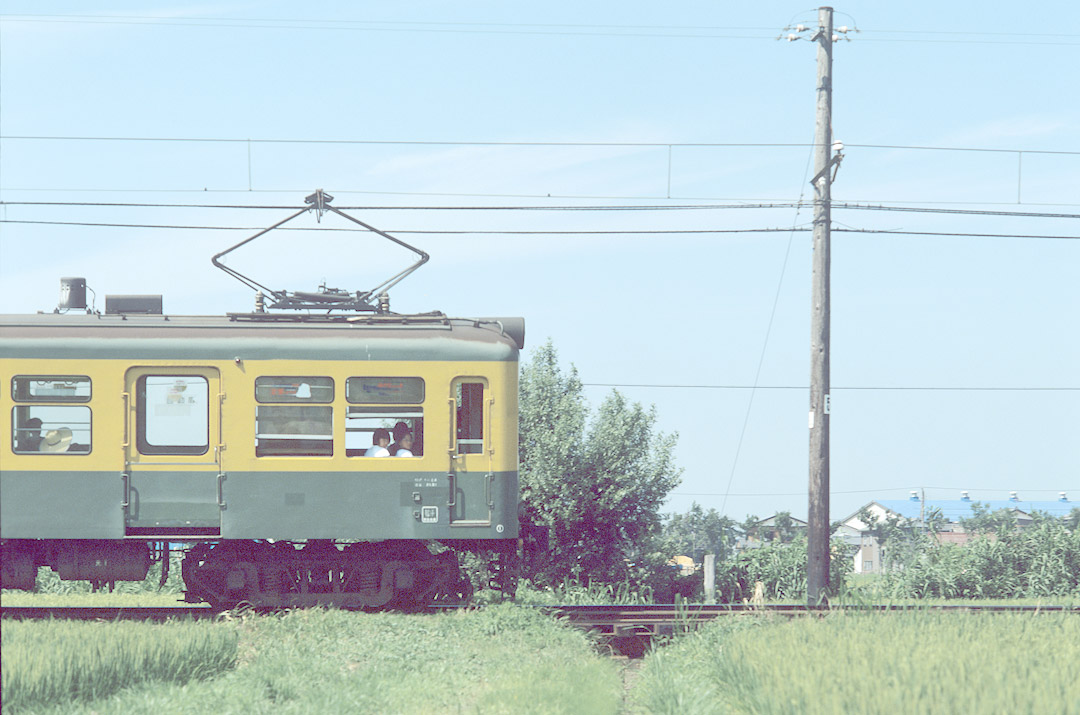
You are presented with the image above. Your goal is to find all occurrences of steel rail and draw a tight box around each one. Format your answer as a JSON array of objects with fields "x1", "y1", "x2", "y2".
[
  {"x1": 4, "y1": 602, "x2": 1076, "y2": 623},
  {"x1": 541, "y1": 603, "x2": 1080, "y2": 632},
  {"x1": 1, "y1": 606, "x2": 217, "y2": 621}
]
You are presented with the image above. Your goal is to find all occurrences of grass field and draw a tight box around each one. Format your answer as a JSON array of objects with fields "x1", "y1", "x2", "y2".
[
  {"x1": 5, "y1": 589, "x2": 1078, "y2": 714},
  {"x1": 1, "y1": 604, "x2": 623, "y2": 714},
  {"x1": 630, "y1": 611, "x2": 1080, "y2": 714},
  {"x1": 1, "y1": 619, "x2": 238, "y2": 713}
]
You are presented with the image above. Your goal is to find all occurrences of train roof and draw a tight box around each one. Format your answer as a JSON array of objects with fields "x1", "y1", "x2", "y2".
[{"x1": 0, "y1": 312, "x2": 524, "y2": 362}]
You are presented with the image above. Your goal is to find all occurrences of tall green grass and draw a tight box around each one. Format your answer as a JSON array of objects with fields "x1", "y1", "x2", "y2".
[
  {"x1": 4, "y1": 605, "x2": 622, "y2": 714},
  {"x1": 630, "y1": 611, "x2": 1080, "y2": 714},
  {"x1": 1, "y1": 619, "x2": 238, "y2": 713}
]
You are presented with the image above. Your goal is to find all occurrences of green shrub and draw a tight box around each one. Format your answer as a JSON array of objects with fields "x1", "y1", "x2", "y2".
[
  {"x1": 715, "y1": 537, "x2": 852, "y2": 602},
  {"x1": 881, "y1": 518, "x2": 1080, "y2": 599}
]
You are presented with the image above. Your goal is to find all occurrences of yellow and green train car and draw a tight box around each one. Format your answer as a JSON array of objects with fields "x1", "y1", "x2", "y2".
[{"x1": 0, "y1": 310, "x2": 524, "y2": 608}]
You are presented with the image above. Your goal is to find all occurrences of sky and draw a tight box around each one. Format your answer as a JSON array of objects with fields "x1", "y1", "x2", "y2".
[{"x1": 1, "y1": 2, "x2": 1077, "y2": 523}]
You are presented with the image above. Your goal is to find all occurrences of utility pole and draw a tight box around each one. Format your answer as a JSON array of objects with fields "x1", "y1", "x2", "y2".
[{"x1": 807, "y1": 5, "x2": 835, "y2": 606}]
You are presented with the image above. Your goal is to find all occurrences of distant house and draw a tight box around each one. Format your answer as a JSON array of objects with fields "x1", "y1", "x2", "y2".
[
  {"x1": 737, "y1": 514, "x2": 808, "y2": 550},
  {"x1": 835, "y1": 502, "x2": 893, "y2": 574}
]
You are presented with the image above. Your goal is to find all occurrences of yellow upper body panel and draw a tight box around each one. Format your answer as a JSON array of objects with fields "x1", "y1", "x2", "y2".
[{"x1": 1, "y1": 357, "x2": 518, "y2": 473}]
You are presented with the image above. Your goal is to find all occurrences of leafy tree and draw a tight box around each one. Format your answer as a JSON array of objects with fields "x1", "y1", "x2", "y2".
[
  {"x1": 518, "y1": 341, "x2": 682, "y2": 586},
  {"x1": 857, "y1": 507, "x2": 926, "y2": 572},
  {"x1": 740, "y1": 512, "x2": 801, "y2": 544},
  {"x1": 1067, "y1": 507, "x2": 1080, "y2": 532},
  {"x1": 770, "y1": 511, "x2": 801, "y2": 544},
  {"x1": 959, "y1": 501, "x2": 1018, "y2": 536},
  {"x1": 662, "y1": 502, "x2": 739, "y2": 562}
]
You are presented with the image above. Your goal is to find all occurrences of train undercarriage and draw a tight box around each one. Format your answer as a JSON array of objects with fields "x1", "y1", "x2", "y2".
[{"x1": 1, "y1": 539, "x2": 519, "y2": 610}]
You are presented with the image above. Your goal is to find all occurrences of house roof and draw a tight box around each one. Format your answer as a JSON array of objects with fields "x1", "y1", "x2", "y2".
[
  {"x1": 752, "y1": 514, "x2": 808, "y2": 528},
  {"x1": 877, "y1": 499, "x2": 1075, "y2": 522}
]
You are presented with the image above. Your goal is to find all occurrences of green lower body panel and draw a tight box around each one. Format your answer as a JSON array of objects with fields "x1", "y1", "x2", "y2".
[
  {"x1": 0, "y1": 469, "x2": 519, "y2": 541},
  {"x1": 1, "y1": 471, "x2": 123, "y2": 539},
  {"x1": 221, "y1": 470, "x2": 519, "y2": 540}
]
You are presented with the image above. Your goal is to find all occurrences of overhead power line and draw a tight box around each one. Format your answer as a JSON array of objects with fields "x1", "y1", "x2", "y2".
[
  {"x1": 4, "y1": 187, "x2": 1079, "y2": 207},
  {"x1": 2, "y1": 15, "x2": 1077, "y2": 45},
  {"x1": 0, "y1": 200, "x2": 805, "y2": 212},
  {"x1": 4, "y1": 218, "x2": 1071, "y2": 240},
  {"x1": 0, "y1": 13, "x2": 768, "y2": 32},
  {"x1": 3, "y1": 134, "x2": 1079, "y2": 155},
  {"x1": 834, "y1": 204, "x2": 1080, "y2": 220},
  {"x1": 583, "y1": 384, "x2": 1080, "y2": 392},
  {"x1": 2, "y1": 200, "x2": 1078, "y2": 220},
  {"x1": 674, "y1": 486, "x2": 1079, "y2": 498},
  {"x1": 834, "y1": 228, "x2": 1078, "y2": 240},
  {"x1": 0, "y1": 15, "x2": 777, "y2": 40},
  {"x1": 4, "y1": 218, "x2": 1075, "y2": 240},
  {"x1": 0, "y1": 219, "x2": 806, "y2": 235}
]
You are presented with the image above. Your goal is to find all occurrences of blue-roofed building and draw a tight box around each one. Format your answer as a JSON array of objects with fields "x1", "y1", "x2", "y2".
[
  {"x1": 837, "y1": 491, "x2": 1076, "y2": 574},
  {"x1": 878, "y1": 495, "x2": 1075, "y2": 524}
]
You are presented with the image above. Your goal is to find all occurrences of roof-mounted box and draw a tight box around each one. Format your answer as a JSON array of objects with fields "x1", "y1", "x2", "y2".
[{"x1": 105, "y1": 295, "x2": 163, "y2": 315}]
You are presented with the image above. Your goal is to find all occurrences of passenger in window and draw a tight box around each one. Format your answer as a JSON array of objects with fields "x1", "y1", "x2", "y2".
[
  {"x1": 390, "y1": 421, "x2": 408, "y2": 443},
  {"x1": 393, "y1": 432, "x2": 415, "y2": 458},
  {"x1": 40, "y1": 427, "x2": 73, "y2": 453},
  {"x1": 18, "y1": 417, "x2": 43, "y2": 452},
  {"x1": 389, "y1": 422, "x2": 410, "y2": 456},
  {"x1": 364, "y1": 428, "x2": 391, "y2": 457}
]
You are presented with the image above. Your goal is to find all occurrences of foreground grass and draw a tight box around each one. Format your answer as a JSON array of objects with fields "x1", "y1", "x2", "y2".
[
  {"x1": 631, "y1": 611, "x2": 1080, "y2": 714},
  {"x1": 1, "y1": 619, "x2": 238, "y2": 713},
  {"x1": 3, "y1": 605, "x2": 621, "y2": 714}
]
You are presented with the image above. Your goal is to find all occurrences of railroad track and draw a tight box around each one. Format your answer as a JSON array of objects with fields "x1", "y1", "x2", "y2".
[
  {"x1": 0, "y1": 606, "x2": 217, "y2": 621},
  {"x1": 3, "y1": 602, "x2": 1076, "y2": 624},
  {"x1": 540, "y1": 603, "x2": 1080, "y2": 656},
  {"x1": 541, "y1": 603, "x2": 1080, "y2": 635}
]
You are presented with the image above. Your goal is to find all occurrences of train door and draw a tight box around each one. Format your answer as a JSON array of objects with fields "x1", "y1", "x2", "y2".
[
  {"x1": 122, "y1": 367, "x2": 223, "y2": 535},
  {"x1": 448, "y1": 378, "x2": 493, "y2": 525}
]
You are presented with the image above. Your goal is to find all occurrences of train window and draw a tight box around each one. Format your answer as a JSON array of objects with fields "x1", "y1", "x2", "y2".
[
  {"x1": 11, "y1": 406, "x2": 92, "y2": 454},
  {"x1": 136, "y1": 376, "x2": 209, "y2": 455},
  {"x1": 11, "y1": 375, "x2": 91, "y2": 403},
  {"x1": 255, "y1": 376, "x2": 334, "y2": 403},
  {"x1": 255, "y1": 405, "x2": 333, "y2": 457},
  {"x1": 345, "y1": 406, "x2": 424, "y2": 457},
  {"x1": 455, "y1": 382, "x2": 485, "y2": 455},
  {"x1": 346, "y1": 377, "x2": 424, "y2": 404}
]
